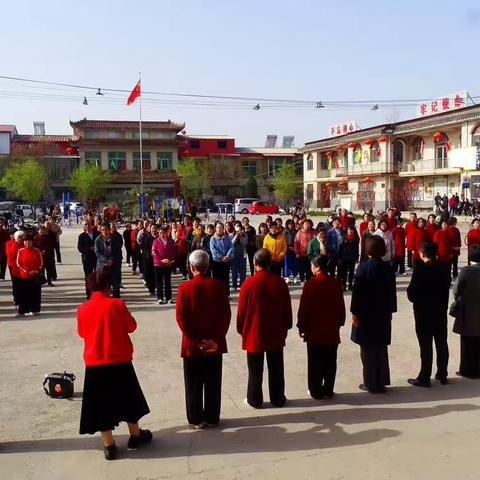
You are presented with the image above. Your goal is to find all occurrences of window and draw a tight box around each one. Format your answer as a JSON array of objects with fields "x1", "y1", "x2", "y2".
[
  {"x1": 157, "y1": 152, "x2": 173, "y2": 170},
  {"x1": 190, "y1": 140, "x2": 200, "y2": 149},
  {"x1": 133, "y1": 131, "x2": 150, "y2": 140},
  {"x1": 473, "y1": 132, "x2": 480, "y2": 146},
  {"x1": 353, "y1": 145, "x2": 362, "y2": 164},
  {"x1": 306, "y1": 154, "x2": 313, "y2": 171},
  {"x1": 108, "y1": 152, "x2": 126, "y2": 171},
  {"x1": 267, "y1": 158, "x2": 285, "y2": 176},
  {"x1": 84, "y1": 151, "x2": 101, "y2": 167},
  {"x1": 217, "y1": 140, "x2": 227, "y2": 149},
  {"x1": 294, "y1": 159, "x2": 303, "y2": 176},
  {"x1": 412, "y1": 138, "x2": 423, "y2": 161},
  {"x1": 435, "y1": 142, "x2": 447, "y2": 169},
  {"x1": 242, "y1": 160, "x2": 257, "y2": 176},
  {"x1": 133, "y1": 152, "x2": 151, "y2": 170},
  {"x1": 107, "y1": 130, "x2": 125, "y2": 139},
  {"x1": 370, "y1": 141, "x2": 380, "y2": 163},
  {"x1": 319, "y1": 153, "x2": 329, "y2": 170}
]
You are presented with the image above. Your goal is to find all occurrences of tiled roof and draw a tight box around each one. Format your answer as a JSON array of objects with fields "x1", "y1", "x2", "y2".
[
  {"x1": 70, "y1": 118, "x2": 185, "y2": 131},
  {"x1": 235, "y1": 147, "x2": 300, "y2": 157},
  {"x1": 0, "y1": 125, "x2": 17, "y2": 133},
  {"x1": 13, "y1": 135, "x2": 77, "y2": 143}
]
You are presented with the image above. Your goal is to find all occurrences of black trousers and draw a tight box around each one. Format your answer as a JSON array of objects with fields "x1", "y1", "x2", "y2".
[
  {"x1": 340, "y1": 260, "x2": 355, "y2": 289},
  {"x1": 54, "y1": 240, "x2": 61, "y2": 263},
  {"x1": 131, "y1": 250, "x2": 139, "y2": 273},
  {"x1": 125, "y1": 248, "x2": 132, "y2": 265},
  {"x1": 246, "y1": 247, "x2": 255, "y2": 277},
  {"x1": 451, "y1": 255, "x2": 459, "y2": 278},
  {"x1": 407, "y1": 250, "x2": 413, "y2": 269},
  {"x1": 328, "y1": 257, "x2": 341, "y2": 278},
  {"x1": 246, "y1": 350, "x2": 286, "y2": 408},
  {"x1": 360, "y1": 344, "x2": 390, "y2": 391},
  {"x1": 307, "y1": 344, "x2": 338, "y2": 398},
  {"x1": 394, "y1": 256, "x2": 405, "y2": 274},
  {"x1": 176, "y1": 253, "x2": 188, "y2": 277},
  {"x1": 17, "y1": 278, "x2": 41, "y2": 314},
  {"x1": 44, "y1": 254, "x2": 57, "y2": 284},
  {"x1": 297, "y1": 256, "x2": 312, "y2": 282},
  {"x1": 9, "y1": 267, "x2": 19, "y2": 305},
  {"x1": 154, "y1": 266, "x2": 172, "y2": 300},
  {"x1": 415, "y1": 321, "x2": 449, "y2": 382},
  {"x1": 270, "y1": 261, "x2": 282, "y2": 276},
  {"x1": 82, "y1": 257, "x2": 96, "y2": 298},
  {"x1": 459, "y1": 336, "x2": 480, "y2": 378},
  {"x1": 183, "y1": 355, "x2": 223, "y2": 425},
  {"x1": 143, "y1": 257, "x2": 155, "y2": 294},
  {"x1": 104, "y1": 262, "x2": 122, "y2": 298},
  {"x1": 0, "y1": 251, "x2": 7, "y2": 279},
  {"x1": 211, "y1": 261, "x2": 230, "y2": 295}
]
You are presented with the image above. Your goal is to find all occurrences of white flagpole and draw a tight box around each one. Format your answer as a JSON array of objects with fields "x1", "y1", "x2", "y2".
[{"x1": 139, "y1": 72, "x2": 144, "y2": 216}]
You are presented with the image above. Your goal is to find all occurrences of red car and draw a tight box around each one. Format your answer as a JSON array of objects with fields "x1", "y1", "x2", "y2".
[{"x1": 248, "y1": 201, "x2": 280, "y2": 215}]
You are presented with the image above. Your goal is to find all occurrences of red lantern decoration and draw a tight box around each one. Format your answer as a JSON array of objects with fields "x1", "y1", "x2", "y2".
[
  {"x1": 362, "y1": 176, "x2": 372, "y2": 183},
  {"x1": 378, "y1": 136, "x2": 388, "y2": 142},
  {"x1": 432, "y1": 132, "x2": 444, "y2": 142},
  {"x1": 338, "y1": 181, "x2": 348, "y2": 188},
  {"x1": 325, "y1": 151, "x2": 333, "y2": 157},
  {"x1": 347, "y1": 143, "x2": 357, "y2": 148},
  {"x1": 325, "y1": 182, "x2": 332, "y2": 189},
  {"x1": 336, "y1": 145, "x2": 344, "y2": 152},
  {"x1": 364, "y1": 140, "x2": 374, "y2": 147},
  {"x1": 408, "y1": 178, "x2": 417, "y2": 185}
]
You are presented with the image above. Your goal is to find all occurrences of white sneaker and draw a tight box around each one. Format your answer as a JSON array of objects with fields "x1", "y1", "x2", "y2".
[
  {"x1": 293, "y1": 276, "x2": 300, "y2": 284},
  {"x1": 190, "y1": 422, "x2": 206, "y2": 430},
  {"x1": 284, "y1": 277, "x2": 291, "y2": 284}
]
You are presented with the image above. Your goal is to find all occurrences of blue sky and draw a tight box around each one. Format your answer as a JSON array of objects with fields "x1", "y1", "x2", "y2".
[{"x1": 1, "y1": 0, "x2": 479, "y2": 146}]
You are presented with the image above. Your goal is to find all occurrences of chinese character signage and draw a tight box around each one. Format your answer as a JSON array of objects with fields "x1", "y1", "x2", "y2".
[
  {"x1": 328, "y1": 121, "x2": 358, "y2": 137},
  {"x1": 416, "y1": 91, "x2": 469, "y2": 117}
]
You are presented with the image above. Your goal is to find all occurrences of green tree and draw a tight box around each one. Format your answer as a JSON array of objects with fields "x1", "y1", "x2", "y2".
[
  {"x1": 0, "y1": 157, "x2": 47, "y2": 202},
  {"x1": 68, "y1": 164, "x2": 111, "y2": 207},
  {"x1": 175, "y1": 157, "x2": 204, "y2": 199},
  {"x1": 271, "y1": 162, "x2": 299, "y2": 208},
  {"x1": 244, "y1": 175, "x2": 258, "y2": 197}
]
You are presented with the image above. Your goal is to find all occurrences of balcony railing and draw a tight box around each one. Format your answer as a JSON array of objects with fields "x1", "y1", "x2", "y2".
[
  {"x1": 346, "y1": 162, "x2": 396, "y2": 176},
  {"x1": 317, "y1": 168, "x2": 331, "y2": 178},
  {"x1": 399, "y1": 158, "x2": 452, "y2": 173}
]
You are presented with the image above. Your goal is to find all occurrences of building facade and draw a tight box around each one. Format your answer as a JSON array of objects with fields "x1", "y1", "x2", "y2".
[{"x1": 302, "y1": 104, "x2": 480, "y2": 212}]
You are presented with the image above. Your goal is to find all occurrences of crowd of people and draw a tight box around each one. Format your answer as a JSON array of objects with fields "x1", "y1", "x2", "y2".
[{"x1": 71, "y1": 206, "x2": 480, "y2": 460}]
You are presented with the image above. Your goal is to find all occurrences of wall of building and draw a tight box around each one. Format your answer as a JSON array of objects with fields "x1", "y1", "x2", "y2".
[{"x1": 0, "y1": 133, "x2": 10, "y2": 155}]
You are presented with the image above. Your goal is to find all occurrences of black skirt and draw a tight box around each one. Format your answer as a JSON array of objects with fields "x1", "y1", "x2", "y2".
[{"x1": 80, "y1": 361, "x2": 150, "y2": 435}]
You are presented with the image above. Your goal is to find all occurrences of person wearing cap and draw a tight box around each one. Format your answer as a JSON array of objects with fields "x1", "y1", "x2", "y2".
[
  {"x1": 237, "y1": 249, "x2": 292, "y2": 408},
  {"x1": 151, "y1": 226, "x2": 176, "y2": 304},
  {"x1": 407, "y1": 242, "x2": 450, "y2": 387},
  {"x1": 176, "y1": 250, "x2": 231, "y2": 429},
  {"x1": 452, "y1": 244, "x2": 480, "y2": 378},
  {"x1": 6, "y1": 230, "x2": 24, "y2": 307},
  {"x1": 263, "y1": 223, "x2": 287, "y2": 276}
]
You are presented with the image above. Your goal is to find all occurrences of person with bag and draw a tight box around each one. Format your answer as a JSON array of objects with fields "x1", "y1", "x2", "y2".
[
  {"x1": 407, "y1": 242, "x2": 450, "y2": 387},
  {"x1": 78, "y1": 271, "x2": 152, "y2": 460},
  {"x1": 297, "y1": 255, "x2": 345, "y2": 399},
  {"x1": 452, "y1": 244, "x2": 480, "y2": 378},
  {"x1": 176, "y1": 250, "x2": 231, "y2": 428},
  {"x1": 16, "y1": 234, "x2": 43, "y2": 317}
]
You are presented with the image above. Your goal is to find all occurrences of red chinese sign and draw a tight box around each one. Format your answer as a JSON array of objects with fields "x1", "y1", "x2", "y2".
[
  {"x1": 329, "y1": 121, "x2": 358, "y2": 137},
  {"x1": 416, "y1": 91, "x2": 468, "y2": 117}
]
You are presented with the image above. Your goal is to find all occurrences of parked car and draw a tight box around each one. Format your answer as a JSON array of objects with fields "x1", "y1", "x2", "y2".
[
  {"x1": 248, "y1": 201, "x2": 280, "y2": 215},
  {"x1": 18, "y1": 204, "x2": 34, "y2": 218},
  {"x1": 234, "y1": 198, "x2": 259, "y2": 214}
]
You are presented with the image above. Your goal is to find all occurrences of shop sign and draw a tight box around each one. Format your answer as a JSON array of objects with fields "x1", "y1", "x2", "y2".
[
  {"x1": 329, "y1": 121, "x2": 358, "y2": 137},
  {"x1": 416, "y1": 91, "x2": 468, "y2": 117}
]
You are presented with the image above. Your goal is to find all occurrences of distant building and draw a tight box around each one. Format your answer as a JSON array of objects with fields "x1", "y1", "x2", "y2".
[{"x1": 0, "y1": 125, "x2": 18, "y2": 156}]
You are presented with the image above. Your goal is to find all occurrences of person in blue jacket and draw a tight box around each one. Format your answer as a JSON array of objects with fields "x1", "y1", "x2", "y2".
[
  {"x1": 326, "y1": 217, "x2": 345, "y2": 278},
  {"x1": 209, "y1": 222, "x2": 233, "y2": 295}
]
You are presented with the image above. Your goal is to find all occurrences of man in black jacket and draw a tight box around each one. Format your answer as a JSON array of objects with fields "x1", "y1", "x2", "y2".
[
  {"x1": 407, "y1": 242, "x2": 450, "y2": 387},
  {"x1": 77, "y1": 222, "x2": 99, "y2": 298},
  {"x1": 140, "y1": 224, "x2": 158, "y2": 295}
]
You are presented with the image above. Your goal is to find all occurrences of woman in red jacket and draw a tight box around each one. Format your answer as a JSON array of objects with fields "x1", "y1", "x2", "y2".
[
  {"x1": 16, "y1": 235, "x2": 43, "y2": 317},
  {"x1": 405, "y1": 213, "x2": 417, "y2": 269},
  {"x1": 297, "y1": 255, "x2": 345, "y2": 399},
  {"x1": 465, "y1": 218, "x2": 480, "y2": 265},
  {"x1": 6, "y1": 230, "x2": 24, "y2": 308},
  {"x1": 412, "y1": 218, "x2": 428, "y2": 266},
  {"x1": 392, "y1": 219, "x2": 406, "y2": 275},
  {"x1": 448, "y1": 217, "x2": 461, "y2": 278},
  {"x1": 77, "y1": 271, "x2": 152, "y2": 460}
]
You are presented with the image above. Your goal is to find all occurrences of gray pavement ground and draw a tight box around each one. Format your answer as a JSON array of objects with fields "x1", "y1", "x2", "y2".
[{"x1": 1, "y1": 216, "x2": 480, "y2": 480}]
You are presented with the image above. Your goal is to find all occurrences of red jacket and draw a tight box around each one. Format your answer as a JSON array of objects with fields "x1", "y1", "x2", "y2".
[
  {"x1": 392, "y1": 226, "x2": 405, "y2": 258},
  {"x1": 449, "y1": 226, "x2": 461, "y2": 256},
  {"x1": 173, "y1": 226, "x2": 188, "y2": 255},
  {"x1": 6, "y1": 240, "x2": 21, "y2": 276},
  {"x1": 359, "y1": 221, "x2": 368, "y2": 238},
  {"x1": 77, "y1": 291, "x2": 136, "y2": 366},
  {"x1": 425, "y1": 222, "x2": 440, "y2": 242},
  {"x1": 433, "y1": 228, "x2": 453, "y2": 263},
  {"x1": 412, "y1": 227, "x2": 428, "y2": 260},
  {"x1": 237, "y1": 269, "x2": 292, "y2": 352},
  {"x1": 131, "y1": 228, "x2": 140, "y2": 251},
  {"x1": 16, "y1": 246, "x2": 43, "y2": 279},
  {"x1": 176, "y1": 274, "x2": 231, "y2": 357},
  {"x1": 339, "y1": 214, "x2": 349, "y2": 229},
  {"x1": 466, "y1": 228, "x2": 480, "y2": 247},
  {"x1": 297, "y1": 273, "x2": 345, "y2": 345},
  {"x1": 405, "y1": 221, "x2": 417, "y2": 250},
  {"x1": 151, "y1": 237, "x2": 176, "y2": 267},
  {"x1": 294, "y1": 229, "x2": 314, "y2": 257},
  {"x1": 386, "y1": 217, "x2": 397, "y2": 231}
]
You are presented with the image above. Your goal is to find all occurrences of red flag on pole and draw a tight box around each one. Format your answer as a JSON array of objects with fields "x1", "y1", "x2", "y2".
[{"x1": 127, "y1": 80, "x2": 141, "y2": 105}]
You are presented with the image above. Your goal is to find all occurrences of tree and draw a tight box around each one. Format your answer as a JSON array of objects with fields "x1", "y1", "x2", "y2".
[
  {"x1": 68, "y1": 164, "x2": 111, "y2": 207},
  {"x1": 0, "y1": 157, "x2": 47, "y2": 203},
  {"x1": 244, "y1": 175, "x2": 258, "y2": 197},
  {"x1": 175, "y1": 157, "x2": 204, "y2": 199},
  {"x1": 271, "y1": 162, "x2": 299, "y2": 208}
]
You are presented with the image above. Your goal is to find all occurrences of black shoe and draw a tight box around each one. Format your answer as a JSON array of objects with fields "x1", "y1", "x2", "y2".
[
  {"x1": 408, "y1": 378, "x2": 431, "y2": 388},
  {"x1": 435, "y1": 375, "x2": 448, "y2": 385},
  {"x1": 127, "y1": 429, "x2": 153, "y2": 449},
  {"x1": 104, "y1": 443, "x2": 117, "y2": 460},
  {"x1": 360, "y1": 383, "x2": 386, "y2": 393},
  {"x1": 359, "y1": 383, "x2": 368, "y2": 392}
]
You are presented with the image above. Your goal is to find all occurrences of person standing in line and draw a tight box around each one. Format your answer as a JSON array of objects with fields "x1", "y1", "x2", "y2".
[
  {"x1": 177, "y1": 216, "x2": 192, "y2": 280},
  {"x1": 49, "y1": 220, "x2": 63, "y2": 265},
  {"x1": 230, "y1": 223, "x2": 247, "y2": 291},
  {"x1": 130, "y1": 221, "x2": 142, "y2": 275},
  {"x1": 78, "y1": 272, "x2": 152, "y2": 461},
  {"x1": 412, "y1": 218, "x2": 428, "y2": 266},
  {"x1": 78, "y1": 221, "x2": 99, "y2": 299},
  {"x1": 297, "y1": 255, "x2": 345, "y2": 399},
  {"x1": 448, "y1": 217, "x2": 461, "y2": 279},
  {"x1": 360, "y1": 220, "x2": 376, "y2": 263},
  {"x1": 385, "y1": 208, "x2": 397, "y2": 231},
  {"x1": 307, "y1": 228, "x2": 329, "y2": 262},
  {"x1": 405, "y1": 213, "x2": 418, "y2": 270},
  {"x1": 35, "y1": 225, "x2": 57, "y2": 287},
  {"x1": 283, "y1": 219, "x2": 298, "y2": 284},
  {"x1": 210, "y1": 222, "x2": 233, "y2": 295},
  {"x1": 176, "y1": 250, "x2": 231, "y2": 429},
  {"x1": 325, "y1": 217, "x2": 344, "y2": 278},
  {"x1": 425, "y1": 213, "x2": 440, "y2": 242},
  {"x1": 358, "y1": 213, "x2": 371, "y2": 238},
  {"x1": 465, "y1": 218, "x2": 480, "y2": 265},
  {"x1": 140, "y1": 224, "x2": 158, "y2": 296},
  {"x1": 152, "y1": 226, "x2": 176, "y2": 305},
  {"x1": 374, "y1": 219, "x2": 395, "y2": 264},
  {"x1": 351, "y1": 236, "x2": 397, "y2": 394},
  {"x1": 407, "y1": 242, "x2": 450, "y2": 387},
  {"x1": 123, "y1": 223, "x2": 133, "y2": 267},
  {"x1": 452, "y1": 244, "x2": 480, "y2": 378},
  {"x1": 6, "y1": 230, "x2": 24, "y2": 308},
  {"x1": 242, "y1": 217, "x2": 257, "y2": 277},
  {"x1": 433, "y1": 220, "x2": 454, "y2": 285},
  {"x1": 338, "y1": 208, "x2": 349, "y2": 229},
  {"x1": 95, "y1": 223, "x2": 123, "y2": 298},
  {"x1": 237, "y1": 249, "x2": 292, "y2": 408},
  {"x1": 16, "y1": 235, "x2": 43, "y2": 317},
  {"x1": 0, "y1": 220, "x2": 11, "y2": 280},
  {"x1": 340, "y1": 226, "x2": 359, "y2": 291},
  {"x1": 263, "y1": 223, "x2": 287, "y2": 277},
  {"x1": 294, "y1": 219, "x2": 315, "y2": 283},
  {"x1": 111, "y1": 224, "x2": 124, "y2": 288},
  {"x1": 255, "y1": 223, "x2": 269, "y2": 252},
  {"x1": 392, "y1": 219, "x2": 406, "y2": 275}
]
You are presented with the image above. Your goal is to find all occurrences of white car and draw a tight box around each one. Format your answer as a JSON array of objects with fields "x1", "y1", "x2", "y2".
[{"x1": 234, "y1": 198, "x2": 259, "y2": 214}]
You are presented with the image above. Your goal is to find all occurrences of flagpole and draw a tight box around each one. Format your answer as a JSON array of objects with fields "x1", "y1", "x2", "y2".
[{"x1": 139, "y1": 72, "x2": 144, "y2": 217}]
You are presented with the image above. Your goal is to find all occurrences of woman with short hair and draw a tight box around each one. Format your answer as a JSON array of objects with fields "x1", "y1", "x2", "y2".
[{"x1": 78, "y1": 271, "x2": 152, "y2": 460}]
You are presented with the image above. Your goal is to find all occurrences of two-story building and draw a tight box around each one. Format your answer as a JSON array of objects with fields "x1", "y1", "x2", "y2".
[{"x1": 302, "y1": 102, "x2": 480, "y2": 212}]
